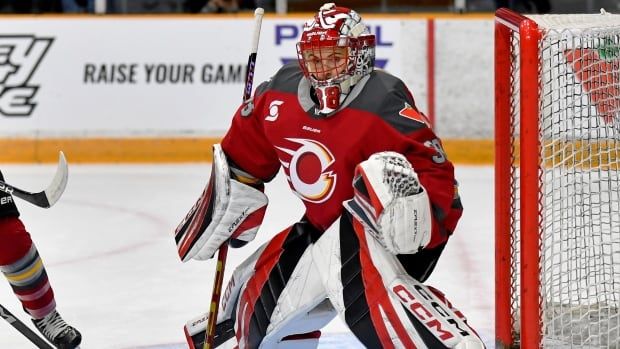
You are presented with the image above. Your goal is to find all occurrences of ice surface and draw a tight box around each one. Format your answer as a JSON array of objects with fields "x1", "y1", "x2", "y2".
[{"x1": 0, "y1": 164, "x2": 494, "y2": 348}]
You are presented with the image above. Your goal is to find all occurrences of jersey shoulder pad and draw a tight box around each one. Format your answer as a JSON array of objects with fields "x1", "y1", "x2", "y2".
[
  {"x1": 262, "y1": 61, "x2": 303, "y2": 95},
  {"x1": 350, "y1": 70, "x2": 430, "y2": 134}
]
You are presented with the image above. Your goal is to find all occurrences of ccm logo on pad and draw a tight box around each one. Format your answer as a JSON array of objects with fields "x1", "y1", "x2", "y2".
[{"x1": 392, "y1": 284, "x2": 470, "y2": 342}]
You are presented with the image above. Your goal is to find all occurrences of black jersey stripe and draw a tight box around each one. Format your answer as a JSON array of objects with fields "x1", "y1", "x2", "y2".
[
  {"x1": 339, "y1": 213, "x2": 384, "y2": 348},
  {"x1": 348, "y1": 70, "x2": 428, "y2": 135}
]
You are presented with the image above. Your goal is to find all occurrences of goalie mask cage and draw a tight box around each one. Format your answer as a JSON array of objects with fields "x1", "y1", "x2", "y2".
[{"x1": 495, "y1": 8, "x2": 620, "y2": 349}]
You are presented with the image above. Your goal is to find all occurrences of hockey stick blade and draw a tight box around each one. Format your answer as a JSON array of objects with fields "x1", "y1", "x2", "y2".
[
  {"x1": 0, "y1": 151, "x2": 68, "y2": 208},
  {"x1": 0, "y1": 304, "x2": 54, "y2": 349}
]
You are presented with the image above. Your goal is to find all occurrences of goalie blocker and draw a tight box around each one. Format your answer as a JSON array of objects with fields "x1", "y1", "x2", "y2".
[{"x1": 175, "y1": 144, "x2": 268, "y2": 262}]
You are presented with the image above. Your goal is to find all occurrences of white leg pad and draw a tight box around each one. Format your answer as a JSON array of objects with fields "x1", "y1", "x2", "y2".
[
  {"x1": 258, "y1": 247, "x2": 335, "y2": 348},
  {"x1": 312, "y1": 216, "x2": 485, "y2": 348},
  {"x1": 310, "y1": 220, "x2": 347, "y2": 313},
  {"x1": 186, "y1": 225, "x2": 337, "y2": 349},
  {"x1": 363, "y1": 223, "x2": 484, "y2": 348}
]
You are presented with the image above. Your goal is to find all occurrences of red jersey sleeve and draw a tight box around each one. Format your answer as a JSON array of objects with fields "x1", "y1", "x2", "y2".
[
  {"x1": 221, "y1": 83, "x2": 281, "y2": 181},
  {"x1": 406, "y1": 126, "x2": 463, "y2": 249}
]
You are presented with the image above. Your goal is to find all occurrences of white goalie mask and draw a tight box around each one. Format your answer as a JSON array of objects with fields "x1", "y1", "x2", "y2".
[{"x1": 296, "y1": 3, "x2": 376, "y2": 115}]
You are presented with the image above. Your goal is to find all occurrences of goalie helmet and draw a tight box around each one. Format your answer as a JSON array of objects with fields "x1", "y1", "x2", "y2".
[{"x1": 296, "y1": 3, "x2": 376, "y2": 115}]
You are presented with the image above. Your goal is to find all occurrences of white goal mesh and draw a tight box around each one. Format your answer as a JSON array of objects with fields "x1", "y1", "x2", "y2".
[{"x1": 509, "y1": 12, "x2": 620, "y2": 348}]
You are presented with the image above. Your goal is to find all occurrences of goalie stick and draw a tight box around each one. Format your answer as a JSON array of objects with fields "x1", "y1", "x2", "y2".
[
  {"x1": 201, "y1": 8, "x2": 265, "y2": 349},
  {"x1": 0, "y1": 151, "x2": 68, "y2": 208},
  {"x1": 0, "y1": 303, "x2": 54, "y2": 349}
]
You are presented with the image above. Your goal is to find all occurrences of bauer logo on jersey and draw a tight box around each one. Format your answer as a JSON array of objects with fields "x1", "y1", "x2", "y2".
[
  {"x1": 0, "y1": 36, "x2": 53, "y2": 117},
  {"x1": 399, "y1": 103, "x2": 432, "y2": 128},
  {"x1": 275, "y1": 138, "x2": 337, "y2": 203}
]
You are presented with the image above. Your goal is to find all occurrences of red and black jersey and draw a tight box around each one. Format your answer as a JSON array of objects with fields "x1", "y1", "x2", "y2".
[
  {"x1": 0, "y1": 170, "x2": 19, "y2": 218},
  {"x1": 222, "y1": 62, "x2": 462, "y2": 248}
]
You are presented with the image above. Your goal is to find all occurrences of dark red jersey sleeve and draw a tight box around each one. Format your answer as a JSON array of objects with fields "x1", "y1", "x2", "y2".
[
  {"x1": 221, "y1": 83, "x2": 281, "y2": 182},
  {"x1": 378, "y1": 85, "x2": 463, "y2": 249}
]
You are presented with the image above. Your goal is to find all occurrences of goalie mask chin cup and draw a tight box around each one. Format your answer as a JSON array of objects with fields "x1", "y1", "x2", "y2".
[{"x1": 296, "y1": 3, "x2": 376, "y2": 115}]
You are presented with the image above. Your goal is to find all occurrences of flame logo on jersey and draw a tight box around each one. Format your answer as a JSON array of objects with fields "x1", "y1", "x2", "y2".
[{"x1": 275, "y1": 138, "x2": 337, "y2": 203}]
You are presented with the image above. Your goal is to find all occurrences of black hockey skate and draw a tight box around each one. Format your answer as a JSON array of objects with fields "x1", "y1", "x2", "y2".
[{"x1": 32, "y1": 310, "x2": 82, "y2": 349}]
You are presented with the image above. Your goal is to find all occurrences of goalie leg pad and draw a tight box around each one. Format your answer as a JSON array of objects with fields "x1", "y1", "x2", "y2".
[
  {"x1": 175, "y1": 144, "x2": 268, "y2": 262},
  {"x1": 357, "y1": 215, "x2": 484, "y2": 349},
  {"x1": 235, "y1": 222, "x2": 334, "y2": 348},
  {"x1": 312, "y1": 213, "x2": 484, "y2": 348},
  {"x1": 185, "y1": 222, "x2": 335, "y2": 348}
]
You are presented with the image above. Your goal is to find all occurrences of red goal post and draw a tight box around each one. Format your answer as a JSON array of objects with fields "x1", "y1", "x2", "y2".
[{"x1": 495, "y1": 8, "x2": 620, "y2": 349}]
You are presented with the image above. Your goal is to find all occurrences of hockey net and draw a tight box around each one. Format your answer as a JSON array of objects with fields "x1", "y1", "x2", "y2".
[{"x1": 495, "y1": 9, "x2": 620, "y2": 349}]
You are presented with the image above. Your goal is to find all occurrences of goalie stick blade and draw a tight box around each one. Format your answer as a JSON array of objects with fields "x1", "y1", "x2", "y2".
[
  {"x1": 0, "y1": 151, "x2": 69, "y2": 208},
  {"x1": 0, "y1": 304, "x2": 54, "y2": 349}
]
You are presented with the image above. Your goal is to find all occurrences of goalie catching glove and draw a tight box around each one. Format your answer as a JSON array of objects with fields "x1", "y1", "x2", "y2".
[
  {"x1": 175, "y1": 144, "x2": 268, "y2": 262},
  {"x1": 344, "y1": 152, "x2": 432, "y2": 254}
]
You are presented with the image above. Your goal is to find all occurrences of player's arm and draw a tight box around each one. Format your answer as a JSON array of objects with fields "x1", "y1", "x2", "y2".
[
  {"x1": 398, "y1": 112, "x2": 462, "y2": 250},
  {"x1": 346, "y1": 85, "x2": 461, "y2": 254},
  {"x1": 221, "y1": 80, "x2": 281, "y2": 181},
  {"x1": 391, "y1": 84, "x2": 462, "y2": 248}
]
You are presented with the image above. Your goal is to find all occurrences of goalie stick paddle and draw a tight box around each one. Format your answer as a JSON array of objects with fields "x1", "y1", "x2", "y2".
[
  {"x1": 0, "y1": 151, "x2": 68, "y2": 208},
  {"x1": 0, "y1": 303, "x2": 54, "y2": 349},
  {"x1": 202, "y1": 8, "x2": 264, "y2": 349},
  {"x1": 204, "y1": 243, "x2": 228, "y2": 349}
]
